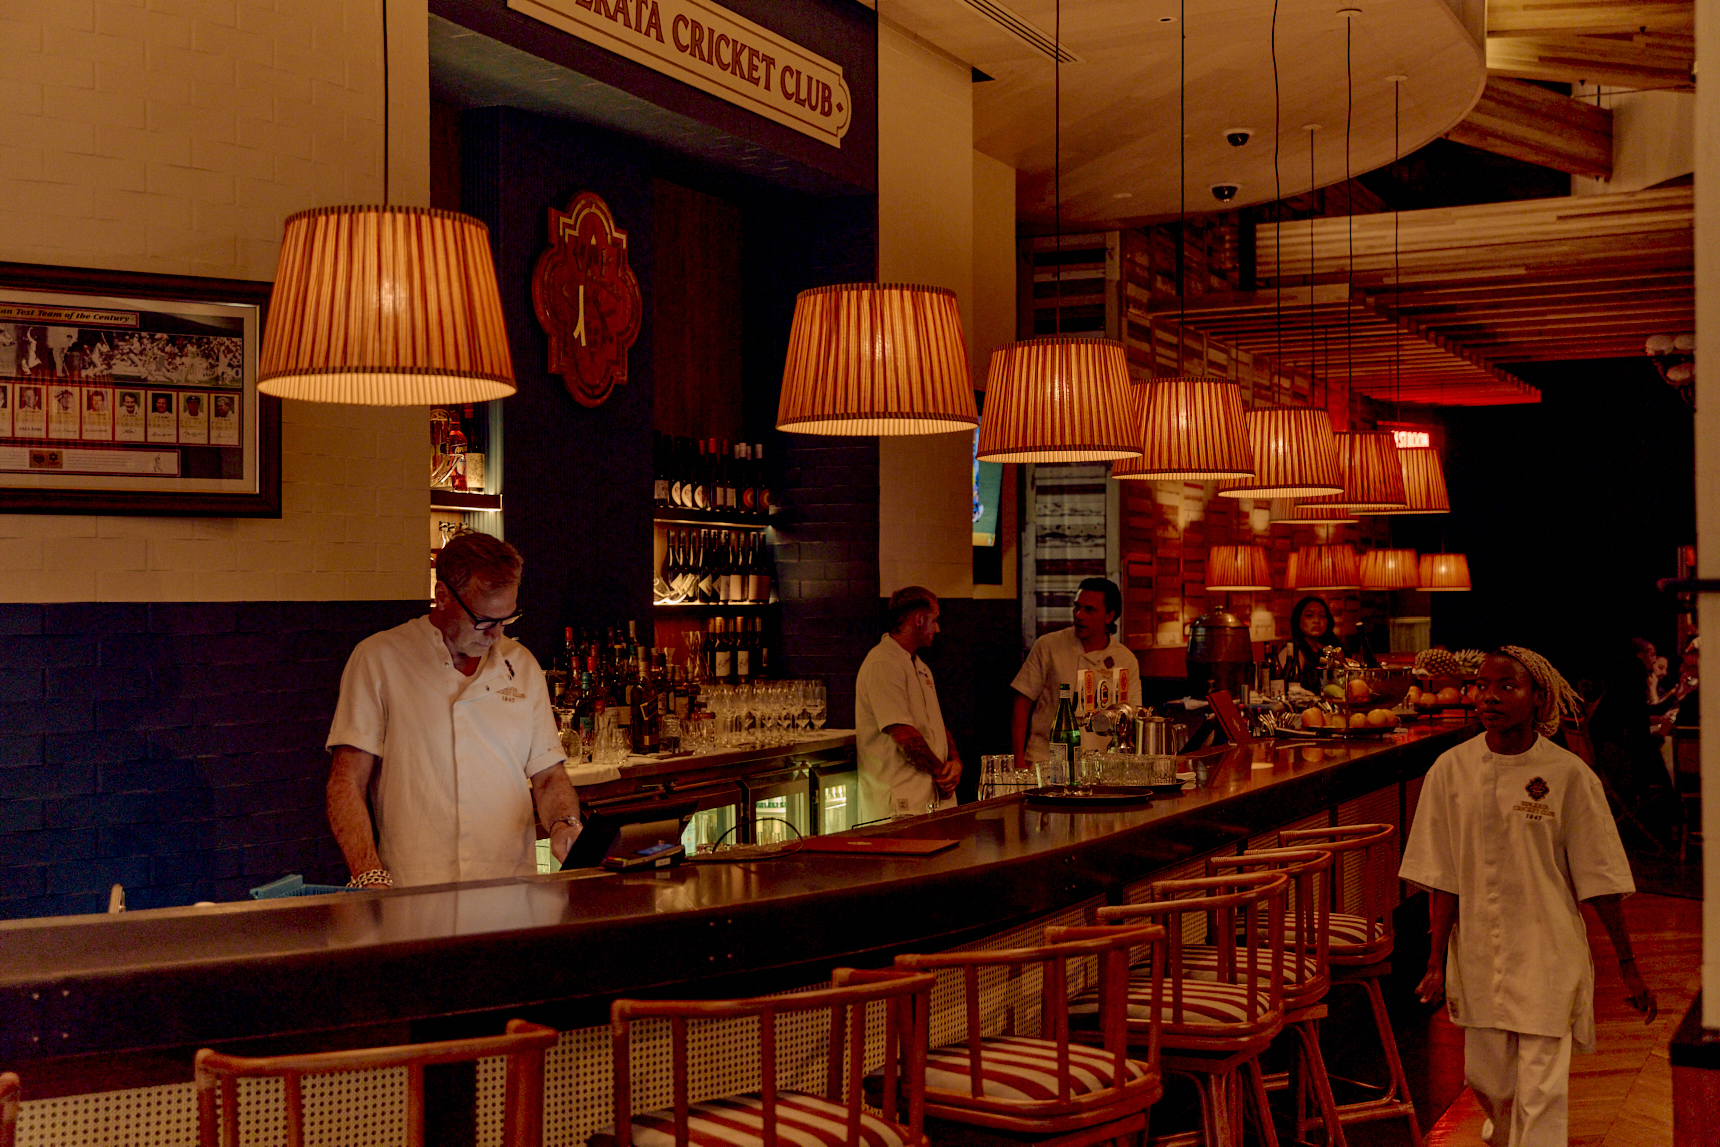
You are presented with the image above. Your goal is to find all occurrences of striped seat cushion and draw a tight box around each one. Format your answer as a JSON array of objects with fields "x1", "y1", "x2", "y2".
[
  {"x1": 1173, "y1": 946, "x2": 1319, "y2": 986},
  {"x1": 921, "y1": 1035, "x2": 1147, "y2": 1101},
  {"x1": 1069, "y1": 977, "x2": 1274, "y2": 1027},
  {"x1": 1328, "y1": 912, "x2": 1382, "y2": 946},
  {"x1": 599, "y1": 1092, "x2": 914, "y2": 1147}
]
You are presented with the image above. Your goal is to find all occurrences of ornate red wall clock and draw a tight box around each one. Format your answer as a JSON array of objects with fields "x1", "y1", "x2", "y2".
[{"x1": 531, "y1": 191, "x2": 643, "y2": 408}]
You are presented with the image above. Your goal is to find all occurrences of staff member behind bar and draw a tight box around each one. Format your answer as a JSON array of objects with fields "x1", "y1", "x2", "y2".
[
  {"x1": 1010, "y1": 578, "x2": 1141, "y2": 766},
  {"x1": 855, "y1": 586, "x2": 961, "y2": 822},
  {"x1": 325, "y1": 531, "x2": 581, "y2": 889}
]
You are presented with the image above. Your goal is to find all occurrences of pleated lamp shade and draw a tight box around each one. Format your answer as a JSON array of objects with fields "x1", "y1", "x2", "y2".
[
  {"x1": 1286, "y1": 543, "x2": 1361, "y2": 590},
  {"x1": 1112, "y1": 377, "x2": 1254, "y2": 480},
  {"x1": 776, "y1": 283, "x2": 977, "y2": 435},
  {"x1": 1207, "y1": 544, "x2": 1273, "y2": 591},
  {"x1": 1307, "y1": 431, "x2": 1407, "y2": 511},
  {"x1": 1215, "y1": 406, "x2": 1343, "y2": 499},
  {"x1": 259, "y1": 205, "x2": 516, "y2": 404},
  {"x1": 1366, "y1": 446, "x2": 1451, "y2": 515},
  {"x1": 1420, "y1": 552, "x2": 1473, "y2": 591},
  {"x1": 1360, "y1": 548, "x2": 1421, "y2": 590},
  {"x1": 976, "y1": 337, "x2": 1139, "y2": 463},
  {"x1": 1269, "y1": 499, "x2": 1358, "y2": 526}
]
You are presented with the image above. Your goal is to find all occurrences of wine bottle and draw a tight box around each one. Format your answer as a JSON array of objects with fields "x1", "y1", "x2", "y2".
[
  {"x1": 1050, "y1": 683, "x2": 1080, "y2": 776},
  {"x1": 722, "y1": 531, "x2": 743, "y2": 603},
  {"x1": 670, "y1": 437, "x2": 688, "y2": 508},
  {"x1": 652, "y1": 432, "x2": 669, "y2": 508},
  {"x1": 753, "y1": 616, "x2": 769, "y2": 677},
  {"x1": 735, "y1": 443, "x2": 753, "y2": 515},
  {"x1": 713, "y1": 438, "x2": 729, "y2": 510},
  {"x1": 712, "y1": 616, "x2": 731, "y2": 681},
  {"x1": 753, "y1": 442, "x2": 772, "y2": 515},
  {"x1": 735, "y1": 614, "x2": 752, "y2": 682}
]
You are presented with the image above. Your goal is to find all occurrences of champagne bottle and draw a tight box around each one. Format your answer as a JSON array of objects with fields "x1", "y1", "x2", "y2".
[
  {"x1": 1050, "y1": 683, "x2": 1079, "y2": 777},
  {"x1": 695, "y1": 530, "x2": 715, "y2": 603}
]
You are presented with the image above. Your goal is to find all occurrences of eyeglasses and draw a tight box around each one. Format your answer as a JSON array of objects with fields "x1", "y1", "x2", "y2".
[{"x1": 439, "y1": 579, "x2": 524, "y2": 632}]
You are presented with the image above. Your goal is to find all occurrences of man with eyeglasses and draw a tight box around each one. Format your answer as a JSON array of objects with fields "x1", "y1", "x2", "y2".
[{"x1": 325, "y1": 531, "x2": 581, "y2": 888}]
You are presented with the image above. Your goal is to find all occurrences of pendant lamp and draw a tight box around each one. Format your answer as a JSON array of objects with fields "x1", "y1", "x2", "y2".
[
  {"x1": 776, "y1": 283, "x2": 977, "y2": 435},
  {"x1": 1420, "y1": 552, "x2": 1472, "y2": 591},
  {"x1": 1366, "y1": 445, "x2": 1450, "y2": 514},
  {"x1": 1360, "y1": 548, "x2": 1420, "y2": 590},
  {"x1": 1286, "y1": 543, "x2": 1360, "y2": 590},
  {"x1": 1207, "y1": 545, "x2": 1273, "y2": 591},
  {"x1": 1112, "y1": 0, "x2": 1254, "y2": 483},
  {"x1": 1114, "y1": 377, "x2": 1254, "y2": 480},
  {"x1": 1216, "y1": 406, "x2": 1344, "y2": 499},
  {"x1": 976, "y1": 337, "x2": 1139, "y2": 463},
  {"x1": 1307, "y1": 431, "x2": 1407, "y2": 511},
  {"x1": 259, "y1": 206, "x2": 516, "y2": 404},
  {"x1": 1270, "y1": 499, "x2": 1357, "y2": 525}
]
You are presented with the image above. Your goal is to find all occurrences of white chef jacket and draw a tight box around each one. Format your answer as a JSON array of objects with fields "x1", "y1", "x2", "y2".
[
  {"x1": 1399, "y1": 733, "x2": 1635, "y2": 1052},
  {"x1": 855, "y1": 635, "x2": 953, "y2": 823},
  {"x1": 1009, "y1": 627, "x2": 1143, "y2": 762},
  {"x1": 327, "y1": 616, "x2": 565, "y2": 888}
]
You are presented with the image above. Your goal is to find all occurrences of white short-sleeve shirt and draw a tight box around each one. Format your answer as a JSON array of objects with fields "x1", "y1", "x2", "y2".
[
  {"x1": 1399, "y1": 733, "x2": 1635, "y2": 1051},
  {"x1": 1009, "y1": 627, "x2": 1143, "y2": 762},
  {"x1": 326, "y1": 616, "x2": 566, "y2": 888},
  {"x1": 854, "y1": 635, "x2": 951, "y2": 823}
]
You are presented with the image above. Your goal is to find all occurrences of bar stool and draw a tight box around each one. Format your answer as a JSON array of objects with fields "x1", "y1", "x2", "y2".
[
  {"x1": 1208, "y1": 848, "x2": 1343, "y2": 1147},
  {"x1": 1090, "y1": 870, "x2": 1291, "y2": 1147},
  {"x1": 2, "y1": 1071, "x2": 18, "y2": 1147},
  {"x1": 193, "y1": 1019, "x2": 558, "y2": 1147},
  {"x1": 594, "y1": 967, "x2": 934, "y2": 1147},
  {"x1": 1277, "y1": 823, "x2": 1420, "y2": 1147},
  {"x1": 892, "y1": 923, "x2": 1166, "y2": 1147}
]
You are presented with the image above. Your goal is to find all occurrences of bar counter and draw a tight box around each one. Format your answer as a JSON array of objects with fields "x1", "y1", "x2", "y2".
[{"x1": 0, "y1": 722, "x2": 1474, "y2": 1084}]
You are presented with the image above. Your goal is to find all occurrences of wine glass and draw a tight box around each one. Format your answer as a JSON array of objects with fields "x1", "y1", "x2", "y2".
[
  {"x1": 809, "y1": 683, "x2": 827, "y2": 731},
  {"x1": 682, "y1": 630, "x2": 705, "y2": 683}
]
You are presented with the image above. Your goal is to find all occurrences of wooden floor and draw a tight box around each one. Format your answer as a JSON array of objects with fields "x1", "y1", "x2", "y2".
[{"x1": 1424, "y1": 892, "x2": 1701, "y2": 1147}]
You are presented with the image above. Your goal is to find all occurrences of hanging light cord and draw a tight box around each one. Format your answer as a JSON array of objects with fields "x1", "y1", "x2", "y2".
[
  {"x1": 1177, "y1": 0, "x2": 1186, "y2": 373},
  {"x1": 1271, "y1": 0, "x2": 1282, "y2": 403},
  {"x1": 1308, "y1": 125, "x2": 1317, "y2": 409},
  {"x1": 1393, "y1": 76, "x2": 1402, "y2": 419},
  {"x1": 1344, "y1": 14, "x2": 1354, "y2": 416},
  {"x1": 1054, "y1": 0, "x2": 1062, "y2": 336}
]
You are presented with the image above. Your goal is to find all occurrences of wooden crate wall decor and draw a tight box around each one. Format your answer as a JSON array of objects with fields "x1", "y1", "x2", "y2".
[{"x1": 532, "y1": 190, "x2": 643, "y2": 408}]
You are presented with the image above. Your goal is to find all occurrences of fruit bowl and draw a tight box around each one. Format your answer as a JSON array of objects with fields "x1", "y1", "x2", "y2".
[{"x1": 1320, "y1": 667, "x2": 1414, "y2": 712}]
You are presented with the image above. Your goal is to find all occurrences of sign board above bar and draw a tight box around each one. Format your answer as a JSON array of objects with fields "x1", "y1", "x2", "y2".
[{"x1": 508, "y1": 0, "x2": 854, "y2": 148}]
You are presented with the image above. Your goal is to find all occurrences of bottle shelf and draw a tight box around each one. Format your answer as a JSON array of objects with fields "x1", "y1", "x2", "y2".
[
  {"x1": 432, "y1": 490, "x2": 503, "y2": 512},
  {"x1": 653, "y1": 508, "x2": 770, "y2": 529},
  {"x1": 653, "y1": 601, "x2": 778, "y2": 613}
]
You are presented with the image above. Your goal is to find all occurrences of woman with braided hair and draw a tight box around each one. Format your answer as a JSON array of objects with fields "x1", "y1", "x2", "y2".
[{"x1": 1400, "y1": 647, "x2": 1657, "y2": 1147}]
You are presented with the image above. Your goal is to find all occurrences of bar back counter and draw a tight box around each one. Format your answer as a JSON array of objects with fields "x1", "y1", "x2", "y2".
[{"x1": 0, "y1": 723, "x2": 1472, "y2": 1144}]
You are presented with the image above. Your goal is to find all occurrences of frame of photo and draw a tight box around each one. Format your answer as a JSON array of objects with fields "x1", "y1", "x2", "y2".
[{"x1": 0, "y1": 261, "x2": 280, "y2": 517}]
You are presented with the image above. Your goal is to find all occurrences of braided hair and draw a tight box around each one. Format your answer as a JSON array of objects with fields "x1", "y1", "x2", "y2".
[{"x1": 1495, "y1": 645, "x2": 1584, "y2": 738}]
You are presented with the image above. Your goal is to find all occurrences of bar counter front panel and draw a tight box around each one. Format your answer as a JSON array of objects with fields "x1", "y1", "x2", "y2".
[{"x1": 0, "y1": 722, "x2": 1469, "y2": 1081}]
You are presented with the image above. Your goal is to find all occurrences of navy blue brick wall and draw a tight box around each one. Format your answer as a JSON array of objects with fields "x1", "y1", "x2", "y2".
[{"x1": 0, "y1": 599, "x2": 423, "y2": 919}]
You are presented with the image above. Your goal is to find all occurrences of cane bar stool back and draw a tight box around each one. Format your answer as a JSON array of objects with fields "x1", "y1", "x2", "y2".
[
  {"x1": 2, "y1": 1071, "x2": 18, "y2": 1147},
  {"x1": 1093, "y1": 871, "x2": 1290, "y2": 1147},
  {"x1": 893, "y1": 923, "x2": 1166, "y2": 1147},
  {"x1": 193, "y1": 1019, "x2": 557, "y2": 1147},
  {"x1": 1276, "y1": 823, "x2": 1420, "y2": 1147},
  {"x1": 1210, "y1": 848, "x2": 1345, "y2": 1147},
  {"x1": 597, "y1": 968, "x2": 935, "y2": 1147}
]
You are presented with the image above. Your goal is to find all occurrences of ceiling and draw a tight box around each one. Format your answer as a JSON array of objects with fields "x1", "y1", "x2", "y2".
[{"x1": 875, "y1": 0, "x2": 1488, "y2": 228}]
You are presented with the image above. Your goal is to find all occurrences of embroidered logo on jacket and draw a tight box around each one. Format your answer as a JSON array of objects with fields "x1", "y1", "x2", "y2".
[
  {"x1": 1525, "y1": 776, "x2": 1549, "y2": 801},
  {"x1": 497, "y1": 686, "x2": 527, "y2": 702}
]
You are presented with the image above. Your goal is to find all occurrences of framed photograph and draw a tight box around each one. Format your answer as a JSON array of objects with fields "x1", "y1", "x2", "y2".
[{"x1": 0, "y1": 262, "x2": 280, "y2": 516}]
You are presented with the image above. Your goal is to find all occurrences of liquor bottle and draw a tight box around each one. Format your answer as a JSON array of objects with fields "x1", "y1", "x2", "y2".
[
  {"x1": 753, "y1": 442, "x2": 773, "y2": 515},
  {"x1": 735, "y1": 615, "x2": 752, "y2": 682},
  {"x1": 1050, "y1": 682, "x2": 1080, "y2": 776},
  {"x1": 445, "y1": 410, "x2": 468, "y2": 491},
  {"x1": 629, "y1": 654, "x2": 659, "y2": 755},
  {"x1": 712, "y1": 616, "x2": 732, "y2": 681}
]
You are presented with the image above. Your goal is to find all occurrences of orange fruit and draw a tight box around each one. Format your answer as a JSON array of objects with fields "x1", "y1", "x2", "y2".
[{"x1": 1302, "y1": 707, "x2": 1326, "y2": 728}]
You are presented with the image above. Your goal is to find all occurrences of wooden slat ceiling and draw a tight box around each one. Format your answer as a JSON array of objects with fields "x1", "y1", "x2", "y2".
[
  {"x1": 1234, "y1": 186, "x2": 1692, "y2": 401},
  {"x1": 1146, "y1": 284, "x2": 1541, "y2": 406},
  {"x1": 1444, "y1": 76, "x2": 1611, "y2": 177},
  {"x1": 1485, "y1": 0, "x2": 1692, "y2": 88}
]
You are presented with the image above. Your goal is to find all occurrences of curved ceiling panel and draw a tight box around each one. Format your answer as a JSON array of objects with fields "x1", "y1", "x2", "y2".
[{"x1": 881, "y1": 0, "x2": 1487, "y2": 228}]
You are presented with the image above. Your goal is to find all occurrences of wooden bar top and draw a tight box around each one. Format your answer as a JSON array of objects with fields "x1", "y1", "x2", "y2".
[{"x1": 0, "y1": 723, "x2": 1473, "y2": 1067}]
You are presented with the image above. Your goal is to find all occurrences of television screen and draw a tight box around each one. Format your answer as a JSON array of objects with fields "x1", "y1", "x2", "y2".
[{"x1": 972, "y1": 427, "x2": 1003, "y2": 547}]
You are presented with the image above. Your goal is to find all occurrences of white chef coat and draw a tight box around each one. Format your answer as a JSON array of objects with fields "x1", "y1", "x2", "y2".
[
  {"x1": 1009, "y1": 627, "x2": 1143, "y2": 762},
  {"x1": 855, "y1": 635, "x2": 953, "y2": 823},
  {"x1": 327, "y1": 616, "x2": 565, "y2": 888},
  {"x1": 1399, "y1": 733, "x2": 1635, "y2": 1052}
]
